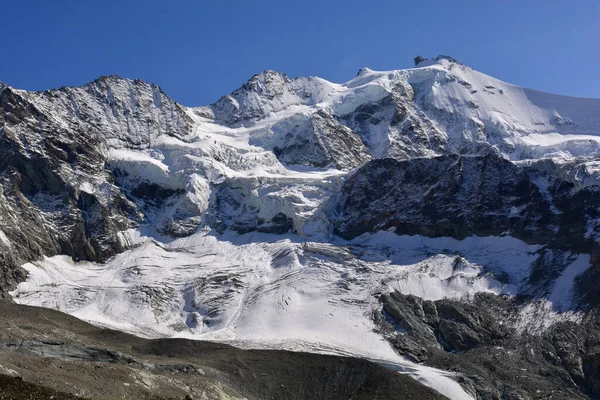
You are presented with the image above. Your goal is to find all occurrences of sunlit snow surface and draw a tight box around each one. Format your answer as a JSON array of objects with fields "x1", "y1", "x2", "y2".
[{"x1": 12, "y1": 230, "x2": 590, "y2": 400}]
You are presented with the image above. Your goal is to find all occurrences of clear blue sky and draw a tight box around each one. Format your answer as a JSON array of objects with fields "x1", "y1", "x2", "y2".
[{"x1": 2, "y1": 0, "x2": 599, "y2": 105}]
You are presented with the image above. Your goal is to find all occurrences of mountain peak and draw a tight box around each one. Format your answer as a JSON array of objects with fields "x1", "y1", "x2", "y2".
[
  {"x1": 244, "y1": 69, "x2": 287, "y2": 84},
  {"x1": 92, "y1": 74, "x2": 131, "y2": 85},
  {"x1": 356, "y1": 67, "x2": 374, "y2": 76},
  {"x1": 414, "y1": 54, "x2": 463, "y2": 67}
]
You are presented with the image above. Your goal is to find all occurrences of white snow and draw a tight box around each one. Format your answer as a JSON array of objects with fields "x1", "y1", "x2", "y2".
[
  {"x1": 179, "y1": 58, "x2": 600, "y2": 169},
  {"x1": 548, "y1": 254, "x2": 590, "y2": 310},
  {"x1": 0, "y1": 230, "x2": 11, "y2": 248},
  {"x1": 340, "y1": 59, "x2": 600, "y2": 160},
  {"x1": 407, "y1": 59, "x2": 600, "y2": 153},
  {"x1": 12, "y1": 231, "x2": 480, "y2": 399}
]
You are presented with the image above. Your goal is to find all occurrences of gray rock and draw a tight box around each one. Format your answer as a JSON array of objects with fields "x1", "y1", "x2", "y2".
[
  {"x1": 273, "y1": 110, "x2": 372, "y2": 170},
  {"x1": 414, "y1": 56, "x2": 426, "y2": 66},
  {"x1": 336, "y1": 152, "x2": 600, "y2": 257},
  {"x1": 379, "y1": 290, "x2": 600, "y2": 399},
  {"x1": 0, "y1": 76, "x2": 195, "y2": 295}
]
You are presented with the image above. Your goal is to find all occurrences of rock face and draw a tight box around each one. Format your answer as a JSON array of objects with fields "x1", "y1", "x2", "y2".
[
  {"x1": 379, "y1": 291, "x2": 510, "y2": 362},
  {"x1": 378, "y1": 290, "x2": 600, "y2": 400},
  {"x1": 0, "y1": 84, "x2": 130, "y2": 295},
  {"x1": 336, "y1": 152, "x2": 600, "y2": 254},
  {"x1": 0, "y1": 75, "x2": 200, "y2": 295},
  {"x1": 273, "y1": 110, "x2": 373, "y2": 170},
  {"x1": 205, "y1": 70, "x2": 329, "y2": 126}
]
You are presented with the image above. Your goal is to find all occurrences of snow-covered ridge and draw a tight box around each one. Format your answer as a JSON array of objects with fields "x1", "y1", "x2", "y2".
[
  {"x1": 10, "y1": 56, "x2": 597, "y2": 240},
  {"x1": 189, "y1": 57, "x2": 600, "y2": 161},
  {"x1": 13, "y1": 56, "x2": 600, "y2": 162}
]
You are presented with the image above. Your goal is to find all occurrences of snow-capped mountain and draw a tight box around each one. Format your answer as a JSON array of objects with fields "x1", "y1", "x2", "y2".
[{"x1": 2, "y1": 56, "x2": 600, "y2": 399}]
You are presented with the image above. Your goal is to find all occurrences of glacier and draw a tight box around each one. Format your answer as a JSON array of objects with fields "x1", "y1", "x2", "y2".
[{"x1": 4, "y1": 55, "x2": 600, "y2": 399}]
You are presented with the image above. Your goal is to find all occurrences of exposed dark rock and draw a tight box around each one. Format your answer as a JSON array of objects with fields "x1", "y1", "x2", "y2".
[
  {"x1": 0, "y1": 86, "x2": 140, "y2": 295},
  {"x1": 336, "y1": 152, "x2": 600, "y2": 255},
  {"x1": 379, "y1": 292, "x2": 440, "y2": 362},
  {"x1": 378, "y1": 291, "x2": 599, "y2": 399},
  {"x1": 257, "y1": 212, "x2": 295, "y2": 234},
  {"x1": 378, "y1": 292, "x2": 510, "y2": 361},
  {"x1": 0, "y1": 75, "x2": 199, "y2": 295},
  {"x1": 273, "y1": 110, "x2": 373, "y2": 170},
  {"x1": 414, "y1": 55, "x2": 426, "y2": 66}
]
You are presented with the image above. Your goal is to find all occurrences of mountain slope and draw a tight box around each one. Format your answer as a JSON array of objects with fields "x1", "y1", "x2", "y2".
[
  {"x1": 0, "y1": 299, "x2": 446, "y2": 400},
  {"x1": 2, "y1": 56, "x2": 600, "y2": 399}
]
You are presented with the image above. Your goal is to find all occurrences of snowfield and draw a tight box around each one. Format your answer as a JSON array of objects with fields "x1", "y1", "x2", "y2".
[{"x1": 12, "y1": 230, "x2": 590, "y2": 400}]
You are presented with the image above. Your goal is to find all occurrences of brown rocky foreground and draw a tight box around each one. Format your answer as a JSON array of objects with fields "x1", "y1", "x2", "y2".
[{"x1": 0, "y1": 300, "x2": 445, "y2": 400}]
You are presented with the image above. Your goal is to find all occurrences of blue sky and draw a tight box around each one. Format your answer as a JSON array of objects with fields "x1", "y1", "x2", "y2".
[{"x1": 2, "y1": 0, "x2": 599, "y2": 105}]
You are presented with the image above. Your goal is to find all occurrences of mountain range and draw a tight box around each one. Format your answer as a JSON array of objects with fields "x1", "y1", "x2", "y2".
[{"x1": 1, "y1": 55, "x2": 600, "y2": 399}]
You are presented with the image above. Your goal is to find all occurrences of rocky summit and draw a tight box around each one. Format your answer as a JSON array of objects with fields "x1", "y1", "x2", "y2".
[{"x1": 1, "y1": 56, "x2": 600, "y2": 399}]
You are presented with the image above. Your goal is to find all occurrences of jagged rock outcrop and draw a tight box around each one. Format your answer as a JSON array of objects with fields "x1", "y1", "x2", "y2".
[
  {"x1": 378, "y1": 290, "x2": 600, "y2": 399},
  {"x1": 379, "y1": 291, "x2": 510, "y2": 362},
  {"x1": 272, "y1": 109, "x2": 372, "y2": 169},
  {"x1": 336, "y1": 152, "x2": 600, "y2": 254},
  {"x1": 414, "y1": 56, "x2": 426, "y2": 66},
  {"x1": 0, "y1": 86, "x2": 129, "y2": 295},
  {"x1": 0, "y1": 76, "x2": 197, "y2": 295},
  {"x1": 203, "y1": 70, "x2": 329, "y2": 127}
]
